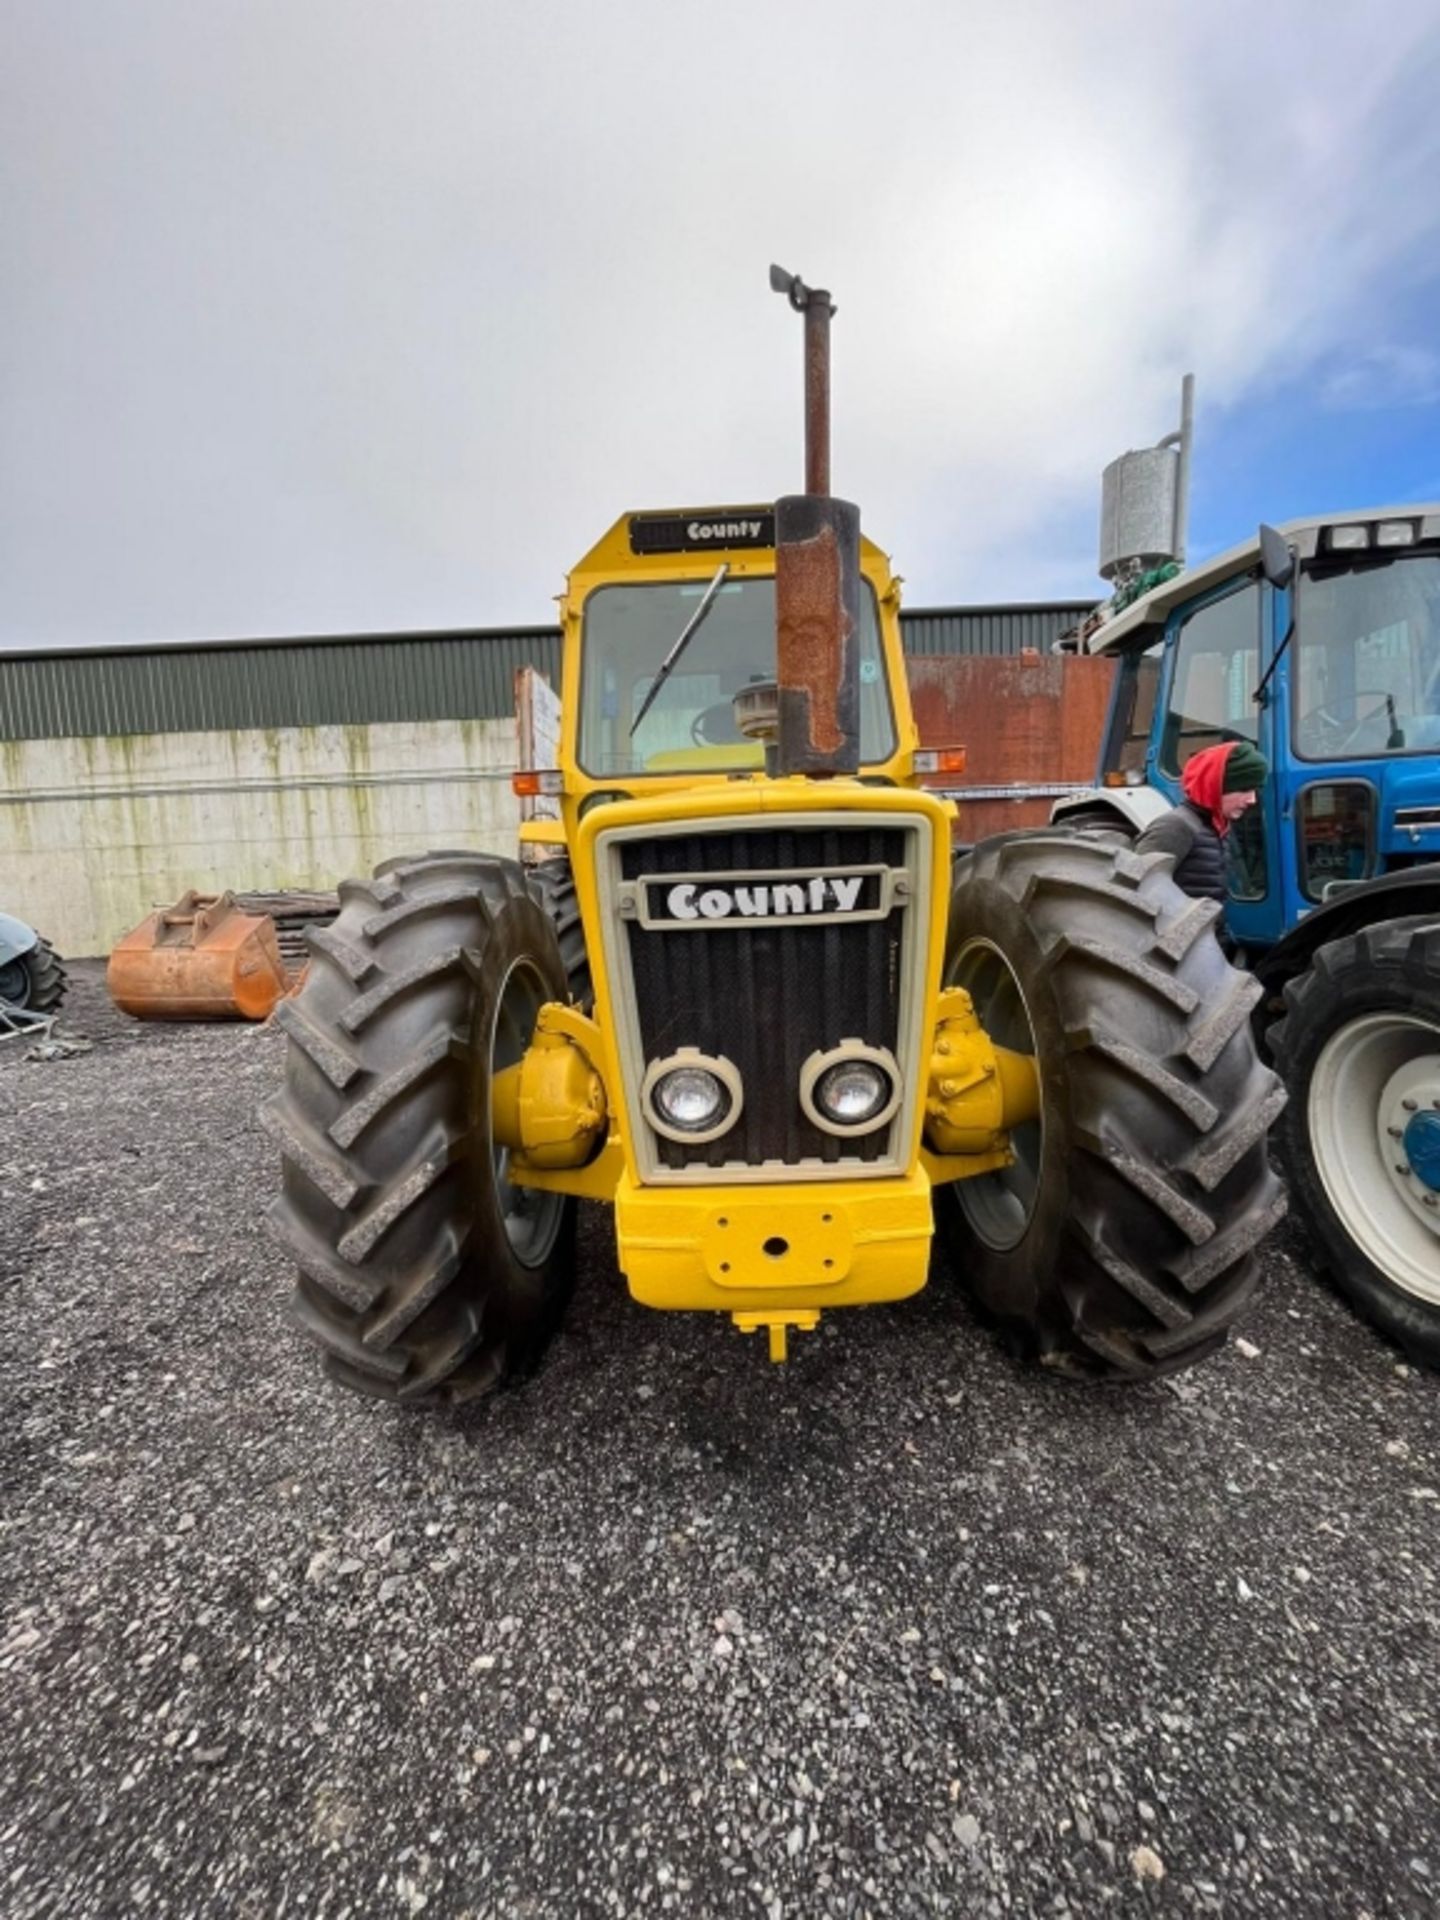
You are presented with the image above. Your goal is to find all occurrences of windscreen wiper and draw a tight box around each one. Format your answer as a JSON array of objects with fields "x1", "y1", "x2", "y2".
[{"x1": 629, "y1": 563, "x2": 730, "y2": 737}]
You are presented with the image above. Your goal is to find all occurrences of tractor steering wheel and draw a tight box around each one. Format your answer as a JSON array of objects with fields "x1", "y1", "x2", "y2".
[
  {"x1": 690, "y1": 699, "x2": 744, "y2": 747},
  {"x1": 1299, "y1": 691, "x2": 1400, "y2": 755}
]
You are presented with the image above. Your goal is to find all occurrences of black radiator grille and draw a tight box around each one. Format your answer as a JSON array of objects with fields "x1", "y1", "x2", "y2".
[{"x1": 620, "y1": 825, "x2": 910, "y2": 1169}]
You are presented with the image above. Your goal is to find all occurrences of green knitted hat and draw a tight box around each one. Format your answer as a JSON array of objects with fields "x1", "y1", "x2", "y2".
[{"x1": 1223, "y1": 742, "x2": 1268, "y2": 792}]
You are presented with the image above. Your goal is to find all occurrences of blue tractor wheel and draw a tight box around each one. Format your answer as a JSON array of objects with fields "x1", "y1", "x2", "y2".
[{"x1": 1270, "y1": 916, "x2": 1440, "y2": 1367}]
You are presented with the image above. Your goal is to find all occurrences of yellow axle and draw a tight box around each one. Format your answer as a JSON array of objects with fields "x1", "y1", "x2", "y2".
[
  {"x1": 923, "y1": 986, "x2": 1041, "y2": 1157},
  {"x1": 492, "y1": 987, "x2": 1040, "y2": 1360}
]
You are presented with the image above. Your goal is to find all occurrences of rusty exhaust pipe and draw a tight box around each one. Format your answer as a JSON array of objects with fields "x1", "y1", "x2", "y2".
[{"x1": 768, "y1": 265, "x2": 861, "y2": 778}]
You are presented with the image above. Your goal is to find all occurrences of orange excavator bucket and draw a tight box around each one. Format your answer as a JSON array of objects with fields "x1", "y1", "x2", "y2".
[{"x1": 107, "y1": 891, "x2": 291, "y2": 1021}]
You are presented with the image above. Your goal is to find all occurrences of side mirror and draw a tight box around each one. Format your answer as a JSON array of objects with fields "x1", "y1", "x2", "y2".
[{"x1": 1258, "y1": 523, "x2": 1294, "y2": 589}]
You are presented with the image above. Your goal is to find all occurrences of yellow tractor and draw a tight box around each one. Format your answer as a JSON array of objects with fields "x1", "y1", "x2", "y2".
[{"x1": 263, "y1": 269, "x2": 1286, "y2": 1401}]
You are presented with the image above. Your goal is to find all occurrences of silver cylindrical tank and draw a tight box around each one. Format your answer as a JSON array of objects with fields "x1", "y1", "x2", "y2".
[{"x1": 1099, "y1": 447, "x2": 1179, "y2": 581}]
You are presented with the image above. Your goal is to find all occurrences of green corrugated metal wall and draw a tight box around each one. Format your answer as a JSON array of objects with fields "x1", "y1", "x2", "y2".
[
  {"x1": 901, "y1": 605, "x2": 1088, "y2": 657},
  {"x1": 0, "y1": 628, "x2": 563, "y2": 742},
  {"x1": 0, "y1": 605, "x2": 1090, "y2": 742}
]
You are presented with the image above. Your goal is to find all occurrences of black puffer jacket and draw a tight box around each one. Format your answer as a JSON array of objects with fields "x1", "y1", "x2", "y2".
[{"x1": 1134, "y1": 800, "x2": 1227, "y2": 905}]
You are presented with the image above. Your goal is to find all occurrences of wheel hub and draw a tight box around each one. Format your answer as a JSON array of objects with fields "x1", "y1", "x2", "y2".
[
  {"x1": 1376, "y1": 1054, "x2": 1440, "y2": 1235},
  {"x1": 1403, "y1": 1111, "x2": 1440, "y2": 1193},
  {"x1": 1390, "y1": 1052, "x2": 1440, "y2": 1213},
  {"x1": 489, "y1": 957, "x2": 567, "y2": 1268},
  {"x1": 944, "y1": 937, "x2": 1044, "y2": 1252}
]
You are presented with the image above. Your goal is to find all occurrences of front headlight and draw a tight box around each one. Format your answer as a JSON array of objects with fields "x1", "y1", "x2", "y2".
[
  {"x1": 815, "y1": 1059, "x2": 891, "y2": 1126},
  {"x1": 799, "y1": 1041, "x2": 903, "y2": 1138},
  {"x1": 642, "y1": 1049, "x2": 743, "y2": 1145},
  {"x1": 654, "y1": 1066, "x2": 729, "y2": 1132}
]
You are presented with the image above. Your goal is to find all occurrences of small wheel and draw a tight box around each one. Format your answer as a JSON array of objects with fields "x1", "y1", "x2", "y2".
[
  {"x1": 0, "y1": 935, "x2": 67, "y2": 1014},
  {"x1": 263, "y1": 852, "x2": 577, "y2": 1404},
  {"x1": 1270, "y1": 918, "x2": 1440, "y2": 1366},
  {"x1": 933, "y1": 832, "x2": 1287, "y2": 1379}
]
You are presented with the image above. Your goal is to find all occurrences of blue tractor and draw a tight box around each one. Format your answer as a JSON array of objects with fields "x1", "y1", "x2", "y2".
[{"x1": 1054, "y1": 503, "x2": 1440, "y2": 1365}]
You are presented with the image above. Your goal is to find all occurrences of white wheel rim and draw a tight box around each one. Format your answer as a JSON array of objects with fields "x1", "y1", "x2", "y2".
[
  {"x1": 1309, "y1": 1012, "x2": 1440, "y2": 1306},
  {"x1": 947, "y1": 937, "x2": 1045, "y2": 1253}
]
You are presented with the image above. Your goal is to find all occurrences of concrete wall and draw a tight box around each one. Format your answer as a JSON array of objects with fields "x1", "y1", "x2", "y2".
[
  {"x1": 0, "y1": 719, "x2": 522, "y2": 956},
  {"x1": 1, "y1": 652, "x2": 1116, "y2": 956}
]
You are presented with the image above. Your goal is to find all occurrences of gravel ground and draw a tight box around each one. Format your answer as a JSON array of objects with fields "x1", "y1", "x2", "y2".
[{"x1": 1, "y1": 965, "x2": 1437, "y2": 1919}]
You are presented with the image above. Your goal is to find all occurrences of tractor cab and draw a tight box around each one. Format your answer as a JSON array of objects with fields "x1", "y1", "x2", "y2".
[
  {"x1": 1063, "y1": 505, "x2": 1440, "y2": 950},
  {"x1": 550, "y1": 506, "x2": 915, "y2": 802}
]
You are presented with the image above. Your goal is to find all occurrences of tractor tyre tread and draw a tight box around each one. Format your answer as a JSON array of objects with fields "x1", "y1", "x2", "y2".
[
  {"x1": 264, "y1": 850, "x2": 576, "y2": 1404},
  {"x1": 935, "y1": 831, "x2": 1285, "y2": 1380},
  {"x1": 526, "y1": 857, "x2": 592, "y2": 1012},
  {"x1": 18, "y1": 937, "x2": 68, "y2": 1015}
]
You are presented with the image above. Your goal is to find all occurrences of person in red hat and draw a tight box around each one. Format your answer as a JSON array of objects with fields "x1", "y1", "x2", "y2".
[{"x1": 1133, "y1": 740, "x2": 1268, "y2": 925}]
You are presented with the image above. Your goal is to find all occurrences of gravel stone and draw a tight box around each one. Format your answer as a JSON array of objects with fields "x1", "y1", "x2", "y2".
[
  {"x1": 1, "y1": 963, "x2": 1437, "y2": 1918},
  {"x1": 1131, "y1": 1844, "x2": 1167, "y2": 1882}
]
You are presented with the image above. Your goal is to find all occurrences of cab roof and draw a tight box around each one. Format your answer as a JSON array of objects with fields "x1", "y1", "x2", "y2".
[
  {"x1": 568, "y1": 506, "x2": 894, "y2": 583},
  {"x1": 1083, "y1": 502, "x2": 1440, "y2": 656}
]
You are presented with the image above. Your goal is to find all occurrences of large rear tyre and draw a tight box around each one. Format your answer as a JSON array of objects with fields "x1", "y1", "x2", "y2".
[
  {"x1": 0, "y1": 936, "x2": 67, "y2": 1014},
  {"x1": 526, "y1": 856, "x2": 592, "y2": 1012},
  {"x1": 1268, "y1": 918, "x2": 1440, "y2": 1368},
  {"x1": 263, "y1": 851, "x2": 577, "y2": 1404},
  {"x1": 934, "y1": 833, "x2": 1287, "y2": 1379}
]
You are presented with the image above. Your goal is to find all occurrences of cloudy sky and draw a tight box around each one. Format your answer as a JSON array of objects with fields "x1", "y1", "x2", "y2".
[{"x1": 4, "y1": 1, "x2": 1439, "y2": 648}]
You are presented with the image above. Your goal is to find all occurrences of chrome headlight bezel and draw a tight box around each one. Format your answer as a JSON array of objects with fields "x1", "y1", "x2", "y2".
[
  {"x1": 641, "y1": 1048, "x2": 744, "y2": 1145},
  {"x1": 799, "y1": 1040, "x2": 902, "y2": 1138}
]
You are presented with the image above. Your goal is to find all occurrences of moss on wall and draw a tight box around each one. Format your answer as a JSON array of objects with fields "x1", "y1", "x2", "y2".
[{"x1": 0, "y1": 718, "x2": 519, "y2": 954}]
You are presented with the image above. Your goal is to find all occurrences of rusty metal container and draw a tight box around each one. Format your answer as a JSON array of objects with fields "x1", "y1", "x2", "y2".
[
  {"x1": 107, "y1": 892, "x2": 290, "y2": 1021},
  {"x1": 906, "y1": 652, "x2": 1116, "y2": 840}
]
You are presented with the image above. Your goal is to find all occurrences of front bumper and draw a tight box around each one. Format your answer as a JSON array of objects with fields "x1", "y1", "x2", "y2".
[{"x1": 614, "y1": 1167, "x2": 935, "y2": 1313}]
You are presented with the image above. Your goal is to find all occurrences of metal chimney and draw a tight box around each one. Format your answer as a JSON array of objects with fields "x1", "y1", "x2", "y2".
[{"x1": 768, "y1": 266, "x2": 862, "y2": 778}]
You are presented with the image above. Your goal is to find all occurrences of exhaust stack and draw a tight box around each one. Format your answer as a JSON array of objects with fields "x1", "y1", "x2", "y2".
[{"x1": 768, "y1": 266, "x2": 862, "y2": 777}]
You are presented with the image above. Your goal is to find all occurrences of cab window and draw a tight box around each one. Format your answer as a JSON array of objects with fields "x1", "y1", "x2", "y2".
[
  {"x1": 1294, "y1": 554, "x2": 1440, "y2": 760},
  {"x1": 1226, "y1": 810, "x2": 1268, "y2": 902},
  {"x1": 578, "y1": 575, "x2": 896, "y2": 777},
  {"x1": 1159, "y1": 582, "x2": 1261, "y2": 775},
  {"x1": 1296, "y1": 782, "x2": 1377, "y2": 901},
  {"x1": 1103, "y1": 639, "x2": 1163, "y2": 777}
]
